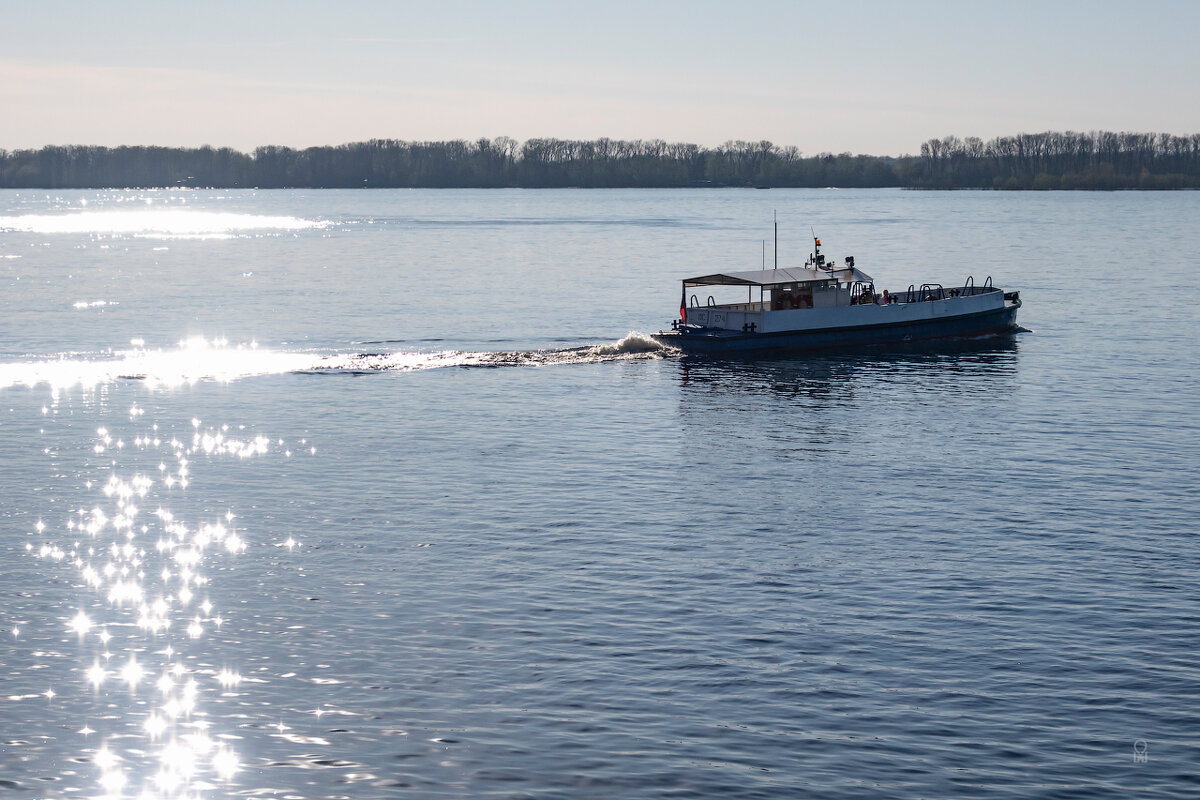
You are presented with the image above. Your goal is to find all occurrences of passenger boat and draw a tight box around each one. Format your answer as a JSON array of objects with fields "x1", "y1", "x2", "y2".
[{"x1": 653, "y1": 235, "x2": 1021, "y2": 354}]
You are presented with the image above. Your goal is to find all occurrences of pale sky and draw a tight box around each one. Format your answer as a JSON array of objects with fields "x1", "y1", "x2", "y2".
[{"x1": 2, "y1": 0, "x2": 1197, "y2": 156}]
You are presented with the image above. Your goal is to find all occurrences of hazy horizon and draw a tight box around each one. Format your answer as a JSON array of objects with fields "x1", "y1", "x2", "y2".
[{"x1": 3, "y1": 0, "x2": 1198, "y2": 156}]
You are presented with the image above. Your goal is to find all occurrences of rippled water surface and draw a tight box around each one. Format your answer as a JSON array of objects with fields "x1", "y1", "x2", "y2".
[{"x1": 1, "y1": 189, "x2": 1197, "y2": 798}]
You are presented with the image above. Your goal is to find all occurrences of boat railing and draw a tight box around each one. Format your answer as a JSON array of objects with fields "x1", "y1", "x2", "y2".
[
  {"x1": 955, "y1": 275, "x2": 997, "y2": 296},
  {"x1": 889, "y1": 281, "x2": 1003, "y2": 304},
  {"x1": 688, "y1": 298, "x2": 768, "y2": 312},
  {"x1": 849, "y1": 280, "x2": 877, "y2": 305}
]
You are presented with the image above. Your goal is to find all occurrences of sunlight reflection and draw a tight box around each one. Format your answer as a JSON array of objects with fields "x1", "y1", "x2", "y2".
[
  {"x1": 69, "y1": 609, "x2": 94, "y2": 636},
  {"x1": 0, "y1": 337, "x2": 318, "y2": 391},
  {"x1": 212, "y1": 745, "x2": 239, "y2": 781},
  {"x1": 31, "y1": 420, "x2": 304, "y2": 798},
  {"x1": 86, "y1": 661, "x2": 107, "y2": 690},
  {"x1": 0, "y1": 209, "x2": 327, "y2": 238},
  {"x1": 120, "y1": 655, "x2": 145, "y2": 689}
]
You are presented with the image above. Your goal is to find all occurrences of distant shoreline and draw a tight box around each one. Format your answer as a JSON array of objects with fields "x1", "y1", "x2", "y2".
[{"x1": 3, "y1": 131, "x2": 1198, "y2": 190}]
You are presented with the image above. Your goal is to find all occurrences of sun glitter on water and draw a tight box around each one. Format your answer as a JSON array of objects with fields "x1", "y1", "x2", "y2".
[
  {"x1": 30, "y1": 414, "x2": 307, "y2": 798},
  {"x1": 0, "y1": 336, "x2": 319, "y2": 392},
  {"x1": 0, "y1": 208, "x2": 328, "y2": 239}
]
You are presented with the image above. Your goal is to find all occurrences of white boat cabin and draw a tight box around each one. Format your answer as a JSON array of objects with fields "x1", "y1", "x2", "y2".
[{"x1": 678, "y1": 257, "x2": 875, "y2": 332}]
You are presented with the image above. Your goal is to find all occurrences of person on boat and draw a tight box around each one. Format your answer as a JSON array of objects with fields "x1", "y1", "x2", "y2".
[{"x1": 881, "y1": 289, "x2": 890, "y2": 305}]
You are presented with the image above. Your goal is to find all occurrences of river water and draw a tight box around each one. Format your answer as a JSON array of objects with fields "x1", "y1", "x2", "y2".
[{"x1": 0, "y1": 188, "x2": 1196, "y2": 798}]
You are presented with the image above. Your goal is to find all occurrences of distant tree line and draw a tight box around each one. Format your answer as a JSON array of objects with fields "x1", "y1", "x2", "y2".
[
  {"x1": 914, "y1": 131, "x2": 1200, "y2": 189},
  {"x1": 0, "y1": 139, "x2": 900, "y2": 189},
  {"x1": 1, "y1": 131, "x2": 1197, "y2": 189}
]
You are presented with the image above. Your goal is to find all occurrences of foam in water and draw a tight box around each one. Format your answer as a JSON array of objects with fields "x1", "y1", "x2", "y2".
[
  {"x1": 0, "y1": 334, "x2": 677, "y2": 391},
  {"x1": 592, "y1": 331, "x2": 667, "y2": 356},
  {"x1": 326, "y1": 332, "x2": 673, "y2": 371}
]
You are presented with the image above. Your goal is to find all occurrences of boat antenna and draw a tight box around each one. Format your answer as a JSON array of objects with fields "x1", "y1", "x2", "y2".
[
  {"x1": 774, "y1": 211, "x2": 778, "y2": 269},
  {"x1": 762, "y1": 239, "x2": 766, "y2": 269}
]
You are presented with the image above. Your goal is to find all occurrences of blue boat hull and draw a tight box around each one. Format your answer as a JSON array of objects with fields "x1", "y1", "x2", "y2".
[{"x1": 653, "y1": 305, "x2": 1020, "y2": 354}]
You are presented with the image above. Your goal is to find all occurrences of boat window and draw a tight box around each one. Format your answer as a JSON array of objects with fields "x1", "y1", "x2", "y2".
[{"x1": 771, "y1": 287, "x2": 814, "y2": 310}]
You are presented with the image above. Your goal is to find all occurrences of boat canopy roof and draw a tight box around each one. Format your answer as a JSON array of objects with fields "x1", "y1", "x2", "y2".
[{"x1": 682, "y1": 266, "x2": 874, "y2": 288}]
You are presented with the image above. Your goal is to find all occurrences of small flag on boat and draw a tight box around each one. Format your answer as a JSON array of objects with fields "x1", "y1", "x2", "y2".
[{"x1": 679, "y1": 285, "x2": 687, "y2": 323}]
